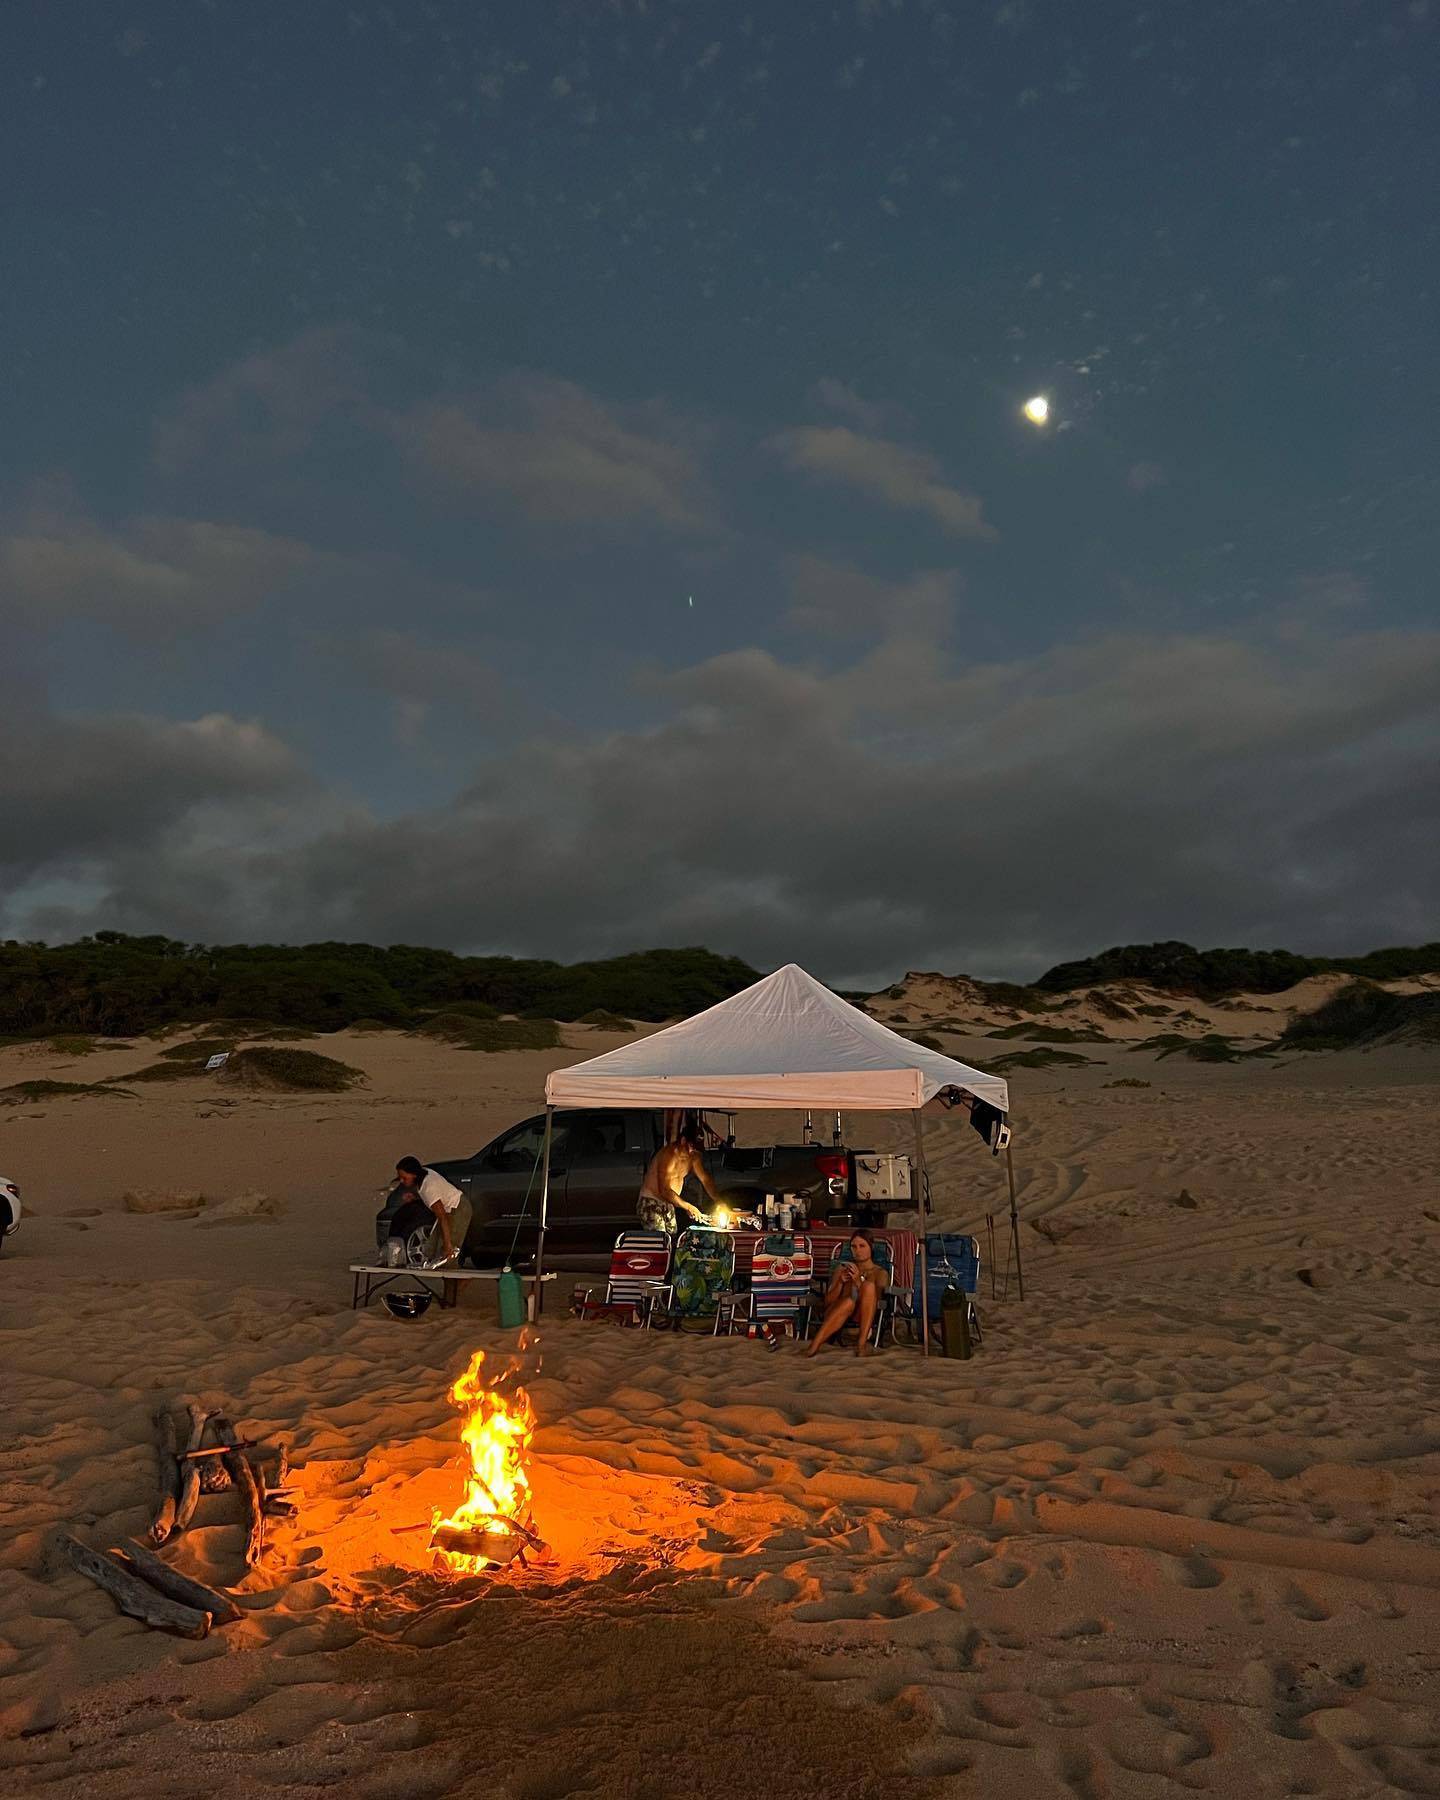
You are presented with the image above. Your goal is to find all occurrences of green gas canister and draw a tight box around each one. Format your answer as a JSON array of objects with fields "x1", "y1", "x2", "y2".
[
  {"x1": 497, "y1": 1266, "x2": 525, "y2": 1329},
  {"x1": 940, "y1": 1284, "x2": 973, "y2": 1360}
]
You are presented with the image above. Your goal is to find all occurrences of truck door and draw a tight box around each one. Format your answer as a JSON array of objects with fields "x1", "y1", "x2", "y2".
[
  {"x1": 462, "y1": 1114, "x2": 570, "y2": 1264},
  {"x1": 558, "y1": 1110, "x2": 650, "y2": 1254}
]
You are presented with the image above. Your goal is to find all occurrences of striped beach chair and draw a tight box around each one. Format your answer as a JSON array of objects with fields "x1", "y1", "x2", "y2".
[
  {"x1": 717, "y1": 1234, "x2": 814, "y2": 1343},
  {"x1": 574, "y1": 1229, "x2": 673, "y2": 1326}
]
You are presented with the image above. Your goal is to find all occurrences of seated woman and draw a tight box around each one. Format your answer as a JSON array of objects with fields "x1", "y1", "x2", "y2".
[{"x1": 805, "y1": 1229, "x2": 889, "y2": 1358}]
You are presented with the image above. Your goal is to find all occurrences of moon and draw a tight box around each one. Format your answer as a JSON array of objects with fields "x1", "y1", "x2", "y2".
[{"x1": 1022, "y1": 394, "x2": 1050, "y2": 426}]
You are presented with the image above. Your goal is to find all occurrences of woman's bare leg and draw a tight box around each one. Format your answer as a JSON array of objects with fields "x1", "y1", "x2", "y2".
[
  {"x1": 854, "y1": 1281, "x2": 879, "y2": 1354},
  {"x1": 806, "y1": 1294, "x2": 855, "y2": 1355}
]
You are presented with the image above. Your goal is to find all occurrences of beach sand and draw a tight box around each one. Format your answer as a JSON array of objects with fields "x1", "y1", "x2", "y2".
[{"x1": 2, "y1": 1019, "x2": 1438, "y2": 1797}]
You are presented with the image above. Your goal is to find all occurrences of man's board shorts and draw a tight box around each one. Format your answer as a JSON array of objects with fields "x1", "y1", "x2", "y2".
[{"x1": 637, "y1": 1195, "x2": 679, "y2": 1233}]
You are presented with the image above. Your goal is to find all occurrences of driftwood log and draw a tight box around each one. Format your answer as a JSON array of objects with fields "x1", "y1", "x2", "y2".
[
  {"x1": 149, "y1": 1410, "x2": 180, "y2": 1546},
  {"x1": 212, "y1": 1411, "x2": 265, "y2": 1567},
  {"x1": 63, "y1": 1532, "x2": 211, "y2": 1639},
  {"x1": 199, "y1": 1458, "x2": 233, "y2": 1494},
  {"x1": 113, "y1": 1537, "x2": 243, "y2": 1626},
  {"x1": 174, "y1": 1400, "x2": 210, "y2": 1534}
]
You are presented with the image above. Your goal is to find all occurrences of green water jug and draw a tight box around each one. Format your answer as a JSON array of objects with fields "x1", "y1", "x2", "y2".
[{"x1": 497, "y1": 1265, "x2": 525, "y2": 1329}]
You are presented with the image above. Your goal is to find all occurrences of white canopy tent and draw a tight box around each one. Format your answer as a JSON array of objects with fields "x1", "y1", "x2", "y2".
[
  {"x1": 546, "y1": 962, "x2": 1010, "y2": 1114},
  {"x1": 532, "y1": 965, "x2": 1019, "y2": 1353}
]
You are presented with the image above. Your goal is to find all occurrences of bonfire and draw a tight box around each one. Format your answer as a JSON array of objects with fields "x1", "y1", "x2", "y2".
[{"x1": 429, "y1": 1345, "x2": 547, "y2": 1573}]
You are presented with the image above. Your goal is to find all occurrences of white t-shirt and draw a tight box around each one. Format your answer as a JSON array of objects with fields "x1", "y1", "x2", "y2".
[{"x1": 419, "y1": 1169, "x2": 463, "y2": 1213}]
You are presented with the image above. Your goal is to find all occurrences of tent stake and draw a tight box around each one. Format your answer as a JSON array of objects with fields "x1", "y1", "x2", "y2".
[
  {"x1": 534, "y1": 1106, "x2": 553, "y2": 1320},
  {"x1": 912, "y1": 1110, "x2": 930, "y2": 1359},
  {"x1": 1005, "y1": 1141, "x2": 1024, "y2": 1303}
]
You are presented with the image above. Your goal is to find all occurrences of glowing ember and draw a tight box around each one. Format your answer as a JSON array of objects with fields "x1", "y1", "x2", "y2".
[{"x1": 430, "y1": 1346, "x2": 539, "y2": 1574}]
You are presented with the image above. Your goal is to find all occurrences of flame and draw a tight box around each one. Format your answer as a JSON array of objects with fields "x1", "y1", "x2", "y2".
[{"x1": 431, "y1": 1347, "x2": 537, "y2": 1573}]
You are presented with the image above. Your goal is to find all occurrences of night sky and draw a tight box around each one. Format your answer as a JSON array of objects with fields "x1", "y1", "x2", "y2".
[{"x1": 4, "y1": 0, "x2": 1436, "y2": 984}]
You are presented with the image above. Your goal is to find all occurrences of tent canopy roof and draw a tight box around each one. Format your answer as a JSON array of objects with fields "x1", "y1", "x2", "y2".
[{"x1": 545, "y1": 963, "x2": 1010, "y2": 1114}]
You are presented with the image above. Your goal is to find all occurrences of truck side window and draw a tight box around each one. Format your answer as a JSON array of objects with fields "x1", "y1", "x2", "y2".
[
  {"x1": 486, "y1": 1120, "x2": 554, "y2": 1172},
  {"x1": 564, "y1": 1112, "x2": 629, "y2": 1158}
]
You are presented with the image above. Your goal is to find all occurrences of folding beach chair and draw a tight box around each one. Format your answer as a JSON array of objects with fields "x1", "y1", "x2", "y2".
[
  {"x1": 572, "y1": 1229, "x2": 673, "y2": 1326},
  {"x1": 717, "y1": 1234, "x2": 814, "y2": 1342},
  {"x1": 896, "y1": 1233, "x2": 983, "y2": 1346},
  {"x1": 802, "y1": 1238, "x2": 896, "y2": 1348},
  {"x1": 649, "y1": 1227, "x2": 736, "y2": 1332}
]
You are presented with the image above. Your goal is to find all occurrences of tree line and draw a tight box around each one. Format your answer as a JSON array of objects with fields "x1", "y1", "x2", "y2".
[
  {"x1": 0, "y1": 935, "x2": 760, "y2": 1038},
  {"x1": 1034, "y1": 940, "x2": 1440, "y2": 998},
  {"x1": 2, "y1": 932, "x2": 1434, "y2": 1040}
]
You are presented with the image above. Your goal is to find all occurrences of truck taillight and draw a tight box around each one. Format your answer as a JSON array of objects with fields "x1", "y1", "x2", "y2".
[{"x1": 815, "y1": 1153, "x2": 848, "y2": 1180}]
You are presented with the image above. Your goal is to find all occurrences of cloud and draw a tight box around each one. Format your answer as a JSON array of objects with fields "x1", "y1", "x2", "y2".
[
  {"x1": 9, "y1": 620, "x2": 1435, "y2": 984},
  {"x1": 810, "y1": 377, "x2": 893, "y2": 433},
  {"x1": 151, "y1": 325, "x2": 399, "y2": 474},
  {"x1": 401, "y1": 374, "x2": 720, "y2": 533},
  {"x1": 783, "y1": 554, "x2": 960, "y2": 638},
  {"x1": 321, "y1": 628, "x2": 511, "y2": 749},
  {"x1": 768, "y1": 425, "x2": 996, "y2": 541},
  {"x1": 0, "y1": 706, "x2": 308, "y2": 889},
  {"x1": 1, "y1": 497, "x2": 320, "y2": 632}
]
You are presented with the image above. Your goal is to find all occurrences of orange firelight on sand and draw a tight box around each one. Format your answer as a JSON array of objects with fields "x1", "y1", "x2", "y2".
[{"x1": 429, "y1": 1346, "x2": 543, "y2": 1574}]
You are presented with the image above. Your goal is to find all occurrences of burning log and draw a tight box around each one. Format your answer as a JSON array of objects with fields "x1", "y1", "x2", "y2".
[
  {"x1": 174, "y1": 1400, "x2": 212, "y2": 1535},
  {"x1": 62, "y1": 1532, "x2": 211, "y2": 1639},
  {"x1": 149, "y1": 1409, "x2": 180, "y2": 1545},
  {"x1": 212, "y1": 1411, "x2": 265, "y2": 1568},
  {"x1": 429, "y1": 1515, "x2": 547, "y2": 1570},
  {"x1": 112, "y1": 1537, "x2": 244, "y2": 1626}
]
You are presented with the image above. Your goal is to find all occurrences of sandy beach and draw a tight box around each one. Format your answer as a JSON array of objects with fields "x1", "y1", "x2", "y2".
[{"x1": 3, "y1": 1013, "x2": 1438, "y2": 1798}]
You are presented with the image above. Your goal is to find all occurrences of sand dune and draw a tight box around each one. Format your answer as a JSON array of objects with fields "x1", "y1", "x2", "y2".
[{"x1": 2, "y1": 1021, "x2": 1438, "y2": 1797}]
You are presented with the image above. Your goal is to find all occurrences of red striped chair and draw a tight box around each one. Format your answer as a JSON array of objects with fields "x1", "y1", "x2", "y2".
[{"x1": 573, "y1": 1230, "x2": 673, "y2": 1326}]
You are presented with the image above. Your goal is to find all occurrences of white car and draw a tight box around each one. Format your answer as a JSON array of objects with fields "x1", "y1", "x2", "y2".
[{"x1": 1, "y1": 1175, "x2": 21, "y2": 1252}]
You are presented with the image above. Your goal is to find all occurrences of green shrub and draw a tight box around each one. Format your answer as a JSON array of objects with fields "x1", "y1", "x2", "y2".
[
  {"x1": 906, "y1": 1031, "x2": 944, "y2": 1051},
  {"x1": 415, "y1": 1012, "x2": 560, "y2": 1052},
  {"x1": 119, "y1": 1060, "x2": 209, "y2": 1082},
  {"x1": 988, "y1": 1023, "x2": 1106, "y2": 1043},
  {"x1": 1104, "y1": 1077, "x2": 1152, "y2": 1088},
  {"x1": 988, "y1": 1048, "x2": 1097, "y2": 1072},
  {"x1": 0, "y1": 1079, "x2": 133, "y2": 1103},
  {"x1": 578, "y1": 1009, "x2": 634, "y2": 1030},
  {"x1": 1280, "y1": 983, "x2": 1440, "y2": 1050},
  {"x1": 157, "y1": 1037, "x2": 235, "y2": 1061},
  {"x1": 47, "y1": 1035, "x2": 98, "y2": 1056},
  {"x1": 220, "y1": 1047, "x2": 365, "y2": 1091},
  {"x1": 455, "y1": 1018, "x2": 561, "y2": 1054}
]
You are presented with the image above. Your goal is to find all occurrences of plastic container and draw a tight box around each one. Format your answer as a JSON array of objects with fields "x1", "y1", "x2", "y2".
[
  {"x1": 940, "y1": 1285, "x2": 973, "y2": 1360},
  {"x1": 497, "y1": 1265, "x2": 525, "y2": 1329}
]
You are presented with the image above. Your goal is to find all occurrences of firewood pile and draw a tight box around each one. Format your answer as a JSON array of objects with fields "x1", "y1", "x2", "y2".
[{"x1": 60, "y1": 1397, "x2": 293, "y2": 1639}]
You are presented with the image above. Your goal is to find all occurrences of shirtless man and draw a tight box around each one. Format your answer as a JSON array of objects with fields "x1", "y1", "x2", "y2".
[{"x1": 637, "y1": 1121, "x2": 726, "y2": 1232}]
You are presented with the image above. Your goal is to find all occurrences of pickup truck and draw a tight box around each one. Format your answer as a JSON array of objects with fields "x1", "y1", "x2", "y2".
[{"x1": 376, "y1": 1108, "x2": 919, "y2": 1268}]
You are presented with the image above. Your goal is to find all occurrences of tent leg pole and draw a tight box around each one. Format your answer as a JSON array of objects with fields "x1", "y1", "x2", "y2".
[
  {"x1": 534, "y1": 1107, "x2": 553, "y2": 1320},
  {"x1": 913, "y1": 1111, "x2": 929, "y2": 1359},
  {"x1": 1005, "y1": 1142, "x2": 1023, "y2": 1304}
]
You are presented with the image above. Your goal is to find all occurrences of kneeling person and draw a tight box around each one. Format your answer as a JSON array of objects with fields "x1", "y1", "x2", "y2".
[{"x1": 394, "y1": 1154, "x2": 470, "y2": 1268}]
